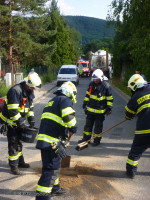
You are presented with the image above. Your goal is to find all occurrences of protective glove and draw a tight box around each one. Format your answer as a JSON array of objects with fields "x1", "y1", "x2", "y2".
[
  {"x1": 29, "y1": 121, "x2": 35, "y2": 128},
  {"x1": 0, "y1": 124, "x2": 7, "y2": 136},
  {"x1": 125, "y1": 115, "x2": 132, "y2": 120},
  {"x1": 52, "y1": 141, "x2": 67, "y2": 159},
  {"x1": 18, "y1": 123, "x2": 26, "y2": 131},
  {"x1": 105, "y1": 108, "x2": 112, "y2": 115}
]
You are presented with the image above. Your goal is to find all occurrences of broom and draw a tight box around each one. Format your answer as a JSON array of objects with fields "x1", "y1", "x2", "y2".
[{"x1": 75, "y1": 119, "x2": 127, "y2": 151}]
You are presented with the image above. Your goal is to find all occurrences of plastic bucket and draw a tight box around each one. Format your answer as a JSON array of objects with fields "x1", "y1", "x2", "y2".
[{"x1": 21, "y1": 126, "x2": 38, "y2": 143}]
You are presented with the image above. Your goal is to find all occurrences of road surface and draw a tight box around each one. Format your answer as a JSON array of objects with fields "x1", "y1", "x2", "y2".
[{"x1": 0, "y1": 78, "x2": 150, "y2": 200}]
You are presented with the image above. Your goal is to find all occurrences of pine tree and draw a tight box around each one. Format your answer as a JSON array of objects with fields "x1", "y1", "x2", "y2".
[{"x1": 0, "y1": 0, "x2": 56, "y2": 82}]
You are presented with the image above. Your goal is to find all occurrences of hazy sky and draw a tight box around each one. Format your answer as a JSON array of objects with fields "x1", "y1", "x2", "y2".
[{"x1": 46, "y1": 0, "x2": 113, "y2": 20}]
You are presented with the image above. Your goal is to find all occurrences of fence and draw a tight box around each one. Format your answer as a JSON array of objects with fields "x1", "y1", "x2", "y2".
[{"x1": 0, "y1": 65, "x2": 60, "y2": 97}]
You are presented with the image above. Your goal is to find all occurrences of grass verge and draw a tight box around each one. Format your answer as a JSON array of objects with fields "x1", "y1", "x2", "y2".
[{"x1": 112, "y1": 77, "x2": 131, "y2": 96}]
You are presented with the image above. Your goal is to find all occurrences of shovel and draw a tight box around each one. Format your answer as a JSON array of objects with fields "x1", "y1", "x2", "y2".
[
  {"x1": 75, "y1": 119, "x2": 127, "y2": 151},
  {"x1": 61, "y1": 135, "x2": 72, "y2": 168}
]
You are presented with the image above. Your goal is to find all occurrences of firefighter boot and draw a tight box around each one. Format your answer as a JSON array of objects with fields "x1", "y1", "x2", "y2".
[
  {"x1": 18, "y1": 155, "x2": 30, "y2": 168},
  {"x1": 51, "y1": 187, "x2": 66, "y2": 196},
  {"x1": 126, "y1": 170, "x2": 135, "y2": 179},
  {"x1": 10, "y1": 166, "x2": 22, "y2": 175},
  {"x1": 92, "y1": 137, "x2": 101, "y2": 146},
  {"x1": 78, "y1": 136, "x2": 91, "y2": 144}
]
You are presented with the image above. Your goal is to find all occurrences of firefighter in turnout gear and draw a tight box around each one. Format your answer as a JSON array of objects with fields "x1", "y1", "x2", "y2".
[
  {"x1": 125, "y1": 74, "x2": 150, "y2": 179},
  {"x1": 78, "y1": 69, "x2": 113, "y2": 146},
  {"x1": 0, "y1": 72, "x2": 41, "y2": 175},
  {"x1": 35, "y1": 81, "x2": 77, "y2": 200}
]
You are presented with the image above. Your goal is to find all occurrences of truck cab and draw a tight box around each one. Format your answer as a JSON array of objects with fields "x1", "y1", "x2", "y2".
[{"x1": 76, "y1": 60, "x2": 90, "y2": 77}]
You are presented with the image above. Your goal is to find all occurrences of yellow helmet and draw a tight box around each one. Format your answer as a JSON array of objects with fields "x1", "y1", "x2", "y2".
[
  {"x1": 24, "y1": 72, "x2": 41, "y2": 88},
  {"x1": 128, "y1": 74, "x2": 147, "y2": 91},
  {"x1": 58, "y1": 81, "x2": 77, "y2": 103}
]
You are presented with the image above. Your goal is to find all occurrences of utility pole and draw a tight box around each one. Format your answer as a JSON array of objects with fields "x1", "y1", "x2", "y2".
[
  {"x1": 9, "y1": 0, "x2": 14, "y2": 85},
  {"x1": 89, "y1": 51, "x2": 92, "y2": 71}
]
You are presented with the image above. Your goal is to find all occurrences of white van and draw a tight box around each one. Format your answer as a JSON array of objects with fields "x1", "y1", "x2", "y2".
[{"x1": 57, "y1": 65, "x2": 79, "y2": 86}]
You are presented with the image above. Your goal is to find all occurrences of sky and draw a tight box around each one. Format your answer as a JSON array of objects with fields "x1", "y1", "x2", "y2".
[{"x1": 46, "y1": 0, "x2": 113, "y2": 20}]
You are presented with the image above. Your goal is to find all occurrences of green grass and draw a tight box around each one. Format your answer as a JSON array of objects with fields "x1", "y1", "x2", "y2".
[
  {"x1": 112, "y1": 77, "x2": 131, "y2": 96},
  {"x1": 0, "y1": 81, "x2": 11, "y2": 97}
]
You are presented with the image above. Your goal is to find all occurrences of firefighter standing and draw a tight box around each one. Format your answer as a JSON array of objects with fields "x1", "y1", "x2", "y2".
[
  {"x1": 35, "y1": 81, "x2": 77, "y2": 200},
  {"x1": 0, "y1": 72, "x2": 41, "y2": 175},
  {"x1": 125, "y1": 74, "x2": 150, "y2": 178},
  {"x1": 78, "y1": 69, "x2": 113, "y2": 146}
]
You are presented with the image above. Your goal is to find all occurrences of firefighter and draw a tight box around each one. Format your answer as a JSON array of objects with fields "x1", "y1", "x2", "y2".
[
  {"x1": 35, "y1": 81, "x2": 77, "y2": 200},
  {"x1": 78, "y1": 69, "x2": 113, "y2": 146},
  {"x1": 125, "y1": 74, "x2": 150, "y2": 179},
  {"x1": 0, "y1": 72, "x2": 41, "y2": 175}
]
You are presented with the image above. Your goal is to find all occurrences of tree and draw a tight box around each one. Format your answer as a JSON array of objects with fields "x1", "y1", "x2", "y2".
[
  {"x1": 48, "y1": 0, "x2": 81, "y2": 66},
  {"x1": 0, "y1": 0, "x2": 56, "y2": 82},
  {"x1": 107, "y1": 0, "x2": 150, "y2": 81}
]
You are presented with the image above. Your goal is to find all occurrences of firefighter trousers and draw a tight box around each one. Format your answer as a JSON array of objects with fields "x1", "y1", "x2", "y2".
[
  {"x1": 36, "y1": 149, "x2": 61, "y2": 200},
  {"x1": 7, "y1": 126, "x2": 25, "y2": 167},
  {"x1": 126, "y1": 134, "x2": 150, "y2": 174},
  {"x1": 83, "y1": 114, "x2": 105, "y2": 142}
]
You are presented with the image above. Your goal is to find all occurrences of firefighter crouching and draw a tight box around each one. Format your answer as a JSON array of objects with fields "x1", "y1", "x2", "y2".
[
  {"x1": 35, "y1": 81, "x2": 77, "y2": 200},
  {"x1": 0, "y1": 72, "x2": 41, "y2": 175},
  {"x1": 125, "y1": 74, "x2": 150, "y2": 179},
  {"x1": 78, "y1": 69, "x2": 113, "y2": 146}
]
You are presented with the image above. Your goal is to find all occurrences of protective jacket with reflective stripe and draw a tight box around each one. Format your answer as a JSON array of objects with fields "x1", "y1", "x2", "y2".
[
  {"x1": 0, "y1": 82, "x2": 35, "y2": 126},
  {"x1": 83, "y1": 81, "x2": 113, "y2": 115},
  {"x1": 36, "y1": 95, "x2": 77, "y2": 150},
  {"x1": 125, "y1": 85, "x2": 150, "y2": 134}
]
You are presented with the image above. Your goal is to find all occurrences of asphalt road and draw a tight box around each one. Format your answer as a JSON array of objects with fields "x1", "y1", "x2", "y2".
[{"x1": 0, "y1": 77, "x2": 150, "y2": 200}]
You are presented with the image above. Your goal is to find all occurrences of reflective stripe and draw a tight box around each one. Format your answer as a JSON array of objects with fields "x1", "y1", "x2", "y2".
[
  {"x1": 125, "y1": 106, "x2": 136, "y2": 114},
  {"x1": 106, "y1": 96, "x2": 113, "y2": 100},
  {"x1": 93, "y1": 133, "x2": 102, "y2": 138},
  {"x1": 41, "y1": 112, "x2": 65, "y2": 126},
  {"x1": 65, "y1": 117, "x2": 76, "y2": 128},
  {"x1": 107, "y1": 101, "x2": 113, "y2": 106},
  {"x1": 126, "y1": 158, "x2": 139, "y2": 166},
  {"x1": 136, "y1": 103, "x2": 150, "y2": 114},
  {"x1": 7, "y1": 104, "x2": 19, "y2": 110},
  {"x1": 27, "y1": 111, "x2": 34, "y2": 117},
  {"x1": 36, "y1": 184, "x2": 52, "y2": 193},
  {"x1": 10, "y1": 113, "x2": 21, "y2": 121},
  {"x1": 37, "y1": 134, "x2": 59, "y2": 143},
  {"x1": 62, "y1": 107, "x2": 75, "y2": 117},
  {"x1": 135, "y1": 129, "x2": 150, "y2": 134},
  {"x1": 83, "y1": 131, "x2": 92, "y2": 136},
  {"x1": 137, "y1": 94, "x2": 150, "y2": 104},
  {"x1": 8, "y1": 151, "x2": 22, "y2": 161},
  {"x1": 18, "y1": 107, "x2": 29, "y2": 113},
  {"x1": 54, "y1": 178, "x2": 59, "y2": 185},
  {"x1": 86, "y1": 91, "x2": 89, "y2": 95},
  {"x1": 87, "y1": 107, "x2": 106, "y2": 114},
  {"x1": 84, "y1": 97, "x2": 89, "y2": 101},
  {"x1": 90, "y1": 95, "x2": 106, "y2": 101},
  {"x1": 0, "y1": 113, "x2": 17, "y2": 126}
]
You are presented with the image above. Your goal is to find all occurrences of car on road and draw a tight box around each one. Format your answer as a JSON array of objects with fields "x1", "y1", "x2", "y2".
[{"x1": 57, "y1": 65, "x2": 79, "y2": 86}]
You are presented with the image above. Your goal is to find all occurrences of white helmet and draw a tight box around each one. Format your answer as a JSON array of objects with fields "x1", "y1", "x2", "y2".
[
  {"x1": 128, "y1": 74, "x2": 147, "y2": 91},
  {"x1": 24, "y1": 72, "x2": 41, "y2": 88},
  {"x1": 57, "y1": 81, "x2": 77, "y2": 103},
  {"x1": 92, "y1": 69, "x2": 104, "y2": 81}
]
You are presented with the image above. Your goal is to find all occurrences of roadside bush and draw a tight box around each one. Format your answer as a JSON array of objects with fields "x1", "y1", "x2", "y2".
[{"x1": 0, "y1": 81, "x2": 11, "y2": 97}]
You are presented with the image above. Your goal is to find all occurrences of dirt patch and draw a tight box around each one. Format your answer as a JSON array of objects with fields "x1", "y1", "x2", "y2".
[{"x1": 59, "y1": 162, "x2": 101, "y2": 188}]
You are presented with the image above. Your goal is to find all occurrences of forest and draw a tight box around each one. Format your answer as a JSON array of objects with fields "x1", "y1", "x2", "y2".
[
  {"x1": 0, "y1": 0, "x2": 81, "y2": 81},
  {"x1": 64, "y1": 16, "x2": 115, "y2": 46},
  {"x1": 107, "y1": 0, "x2": 150, "y2": 82}
]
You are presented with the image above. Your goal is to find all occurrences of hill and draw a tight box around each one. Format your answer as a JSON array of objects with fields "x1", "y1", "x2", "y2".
[{"x1": 64, "y1": 16, "x2": 115, "y2": 45}]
